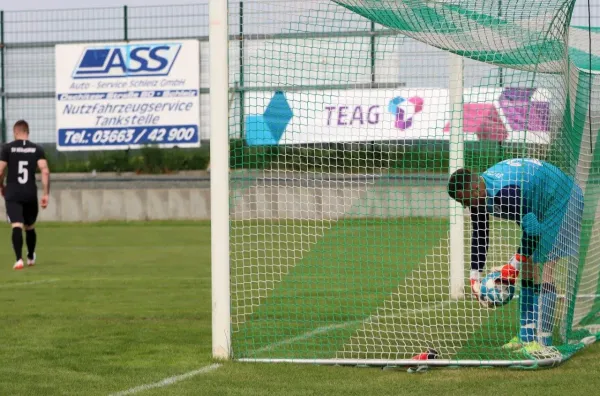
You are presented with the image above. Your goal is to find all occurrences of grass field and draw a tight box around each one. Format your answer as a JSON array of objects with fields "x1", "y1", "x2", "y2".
[{"x1": 0, "y1": 221, "x2": 599, "y2": 396}]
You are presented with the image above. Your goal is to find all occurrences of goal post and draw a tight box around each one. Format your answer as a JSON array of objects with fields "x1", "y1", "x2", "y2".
[
  {"x1": 449, "y1": 53, "x2": 465, "y2": 300},
  {"x1": 211, "y1": 0, "x2": 600, "y2": 367},
  {"x1": 209, "y1": 0, "x2": 231, "y2": 360}
]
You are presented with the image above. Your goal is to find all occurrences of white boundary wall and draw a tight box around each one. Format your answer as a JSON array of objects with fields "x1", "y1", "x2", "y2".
[{"x1": 13, "y1": 173, "x2": 451, "y2": 222}]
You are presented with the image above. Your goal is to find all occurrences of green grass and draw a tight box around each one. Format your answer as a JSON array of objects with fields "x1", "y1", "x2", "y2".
[
  {"x1": 0, "y1": 221, "x2": 599, "y2": 396},
  {"x1": 0, "y1": 222, "x2": 210, "y2": 396},
  {"x1": 232, "y1": 218, "x2": 450, "y2": 359},
  {"x1": 231, "y1": 217, "x2": 530, "y2": 361}
]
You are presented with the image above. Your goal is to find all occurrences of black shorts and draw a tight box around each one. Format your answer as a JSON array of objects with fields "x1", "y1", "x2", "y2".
[{"x1": 6, "y1": 200, "x2": 39, "y2": 226}]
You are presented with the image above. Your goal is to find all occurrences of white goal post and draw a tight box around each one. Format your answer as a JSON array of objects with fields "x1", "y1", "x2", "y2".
[
  {"x1": 449, "y1": 54, "x2": 465, "y2": 300},
  {"x1": 209, "y1": 0, "x2": 231, "y2": 360}
]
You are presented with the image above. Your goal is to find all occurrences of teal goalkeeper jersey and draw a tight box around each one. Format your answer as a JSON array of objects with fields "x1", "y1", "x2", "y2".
[
  {"x1": 481, "y1": 158, "x2": 574, "y2": 220},
  {"x1": 470, "y1": 158, "x2": 577, "y2": 269}
]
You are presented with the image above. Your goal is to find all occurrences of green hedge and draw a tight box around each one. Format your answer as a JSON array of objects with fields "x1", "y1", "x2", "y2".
[
  {"x1": 46, "y1": 140, "x2": 534, "y2": 174},
  {"x1": 229, "y1": 139, "x2": 530, "y2": 173},
  {"x1": 50, "y1": 146, "x2": 210, "y2": 174}
]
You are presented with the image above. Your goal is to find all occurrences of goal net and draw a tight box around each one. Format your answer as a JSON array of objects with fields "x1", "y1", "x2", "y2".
[{"x1": 214, "y1": 0, "x2": 600, "y2": 367}]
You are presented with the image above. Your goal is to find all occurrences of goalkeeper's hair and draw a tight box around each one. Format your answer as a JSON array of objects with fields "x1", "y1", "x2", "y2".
[{"x1": 447, "y1": 168, "x2": 475, "y2": 200}]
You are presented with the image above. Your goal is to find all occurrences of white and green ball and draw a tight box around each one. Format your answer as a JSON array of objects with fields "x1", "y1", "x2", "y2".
[{"x1": 479, "y1": 271, "x2": 516, "y2": 307}]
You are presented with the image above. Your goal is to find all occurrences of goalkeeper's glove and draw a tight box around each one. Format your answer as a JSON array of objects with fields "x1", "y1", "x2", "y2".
[
  {"x1": 470, "y1": 279, "x2": 493, "y2": 308},
  {"x1": 521, "y1": 212, "x2": 542, "y2": 236},
  {"x1": 492, "y1": 254, "x2": 528, "y2": 284}
]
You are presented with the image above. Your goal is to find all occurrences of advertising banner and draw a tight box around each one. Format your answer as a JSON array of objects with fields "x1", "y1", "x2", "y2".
[
  {"x1": 55, "y1": 40, "x2": 200, "y2": 151},
  {"x1": 245, "y1": 87, "x2": 552, "y2": 146}
]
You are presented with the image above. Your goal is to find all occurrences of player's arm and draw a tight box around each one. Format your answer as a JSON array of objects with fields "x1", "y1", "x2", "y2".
[
  {"x1": 498, "y1": 231, "x2": 539, "y2": 280},
  {"x1": 0, "y1": 144, "x2": 8, "y2": 196},
  {"x1": 37, "y1": 146, "x2": 50, "y2": 208},
  {"x1": 504, "y1": 203, "x2": 561, "y2": 278},
  {"x1": 0, "y1": 161, "x2": 6, "y2": 196},
  {"x1": 469, "y1": 206, "x2": 493, "y2": 307},
  {"x1": 470, "y1": 206, "x2": 490, "y2": 275}
]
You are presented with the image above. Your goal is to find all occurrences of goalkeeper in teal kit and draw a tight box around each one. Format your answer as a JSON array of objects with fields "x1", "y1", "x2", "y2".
[{"x1": 448, "y1": 158, "x2": 584, "y2": 355}]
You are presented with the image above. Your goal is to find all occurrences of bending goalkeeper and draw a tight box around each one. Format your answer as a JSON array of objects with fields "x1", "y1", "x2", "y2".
[{"x1": 448, "y1": 158, "x2": 584, "y2": 354}]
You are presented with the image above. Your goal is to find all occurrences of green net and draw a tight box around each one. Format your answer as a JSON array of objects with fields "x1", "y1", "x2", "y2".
[{"x1": 228, "y1": 0, "x2": 600, "y2": 367}]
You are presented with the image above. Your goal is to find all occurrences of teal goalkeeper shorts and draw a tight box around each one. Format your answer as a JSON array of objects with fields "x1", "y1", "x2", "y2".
[{"x1": 533, "y1": 183, "x2": 584, "y2": 264}]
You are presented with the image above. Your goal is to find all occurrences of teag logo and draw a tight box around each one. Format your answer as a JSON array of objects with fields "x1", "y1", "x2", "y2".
[
  {"x1": 387, "y1": 96, "x2": 424, "y2": 130},
  {"x1": 72, "y1": 43, "x2": 182, "y2": 79}
]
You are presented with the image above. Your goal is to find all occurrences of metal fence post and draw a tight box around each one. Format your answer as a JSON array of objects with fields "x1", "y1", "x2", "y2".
[
  {"x1": 498, "y1": 0, "x2": 503, "y2": 87},
  {"x1": 239, "y1": 1, "x2": 244, "y2": 140},
  {"x1": 0, "y1": 10, "x2": 6, "y2": 143},
  {"x1": 370, "y1": 20, "x2": 376, "y2": 84},
  {"x1": 124, "y1": 5, "x2": 129, "y2": 41}
]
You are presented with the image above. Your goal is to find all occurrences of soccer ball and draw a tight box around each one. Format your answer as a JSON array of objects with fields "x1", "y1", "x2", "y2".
[{"x1": 479, "y1": 271, "x2": 516, "y2": 307}]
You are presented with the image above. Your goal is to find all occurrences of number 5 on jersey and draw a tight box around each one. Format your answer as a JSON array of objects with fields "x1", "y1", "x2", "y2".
[{"x1": 18, "y1": 161, "x2": 28, "y2": 184}]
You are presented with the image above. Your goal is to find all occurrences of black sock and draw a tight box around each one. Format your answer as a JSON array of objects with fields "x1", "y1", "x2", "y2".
[
  {"x1": 12, "y1": 227, "x2": 23, "y2": 261},
  {"x1": 26, "y1": 229, "x2": 36, "y2": 259}
]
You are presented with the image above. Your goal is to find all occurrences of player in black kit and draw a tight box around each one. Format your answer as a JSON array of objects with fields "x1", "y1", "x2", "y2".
[{"x1": 0, "y1": 120, "x2": 50, "y2": 270}]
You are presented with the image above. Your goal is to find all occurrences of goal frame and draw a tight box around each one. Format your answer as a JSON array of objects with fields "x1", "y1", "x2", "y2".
[
  {"x1": 208, "y1": 0, "x2": 567, "y2": 368},
  {"x1": 210, "y1": 0, "x2": 232, "y2": 360}
]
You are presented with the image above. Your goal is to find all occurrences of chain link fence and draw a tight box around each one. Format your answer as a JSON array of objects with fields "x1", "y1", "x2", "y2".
[
  {"x1": 0, "y1": 1, "x2": 596, "y2": 153},
  {"x1": 1, "y1": 4, "x2": 209, "y2": 145},
  {"x1": 0, "y1": 1, "x2": 498, "y2": 146}
]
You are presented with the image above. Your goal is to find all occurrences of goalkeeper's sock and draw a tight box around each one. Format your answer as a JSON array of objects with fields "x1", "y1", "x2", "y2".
[
  {"x1": 539, "y1": 282, "x2": 557, "y2": 346},
  {"x1": 519, "y1": 279, "x2": 540, "y2": 343}
]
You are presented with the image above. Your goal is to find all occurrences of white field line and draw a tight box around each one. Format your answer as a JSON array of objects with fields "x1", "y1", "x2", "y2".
[
  {"x1": 0, "y1": 279, "x2": 59, "y2": 288},
  {"x1": 364, "y1": 300, "x2": 454, "y2": 324},
  {"x1": 252, "y1": 300, "x2": 451, "y2": 355},
  {"x1": 254, "y1": 322, "x2": 354, "y2": 354},
  {"x1": 108, "y1": 364, "x2": 222, "y2": 396}
]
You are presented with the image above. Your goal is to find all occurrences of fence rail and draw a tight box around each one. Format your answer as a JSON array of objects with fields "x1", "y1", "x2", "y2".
[
  {"x1": 0, "y1": 1, "x2": 595, "y2": 148},
  {"x1": 0, "y1": 1, "x2": 411, "y2": 145}
]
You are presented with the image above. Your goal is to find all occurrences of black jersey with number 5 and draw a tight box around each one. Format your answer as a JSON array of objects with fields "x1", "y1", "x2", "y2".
[{"x1": 0, "y1": 140, "x2": 45, "y2": 202}]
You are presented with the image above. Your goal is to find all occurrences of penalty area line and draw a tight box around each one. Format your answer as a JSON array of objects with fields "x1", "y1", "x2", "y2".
[
  {"x1": 252, "y1": 300, "x2": 452, "y2": 355},
  {"x1": 254, "y1": 322, "x2": 356, "y2": 354},
  {"x1": 108, "y1": 363, "x2": 221, "y2": 396}
]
